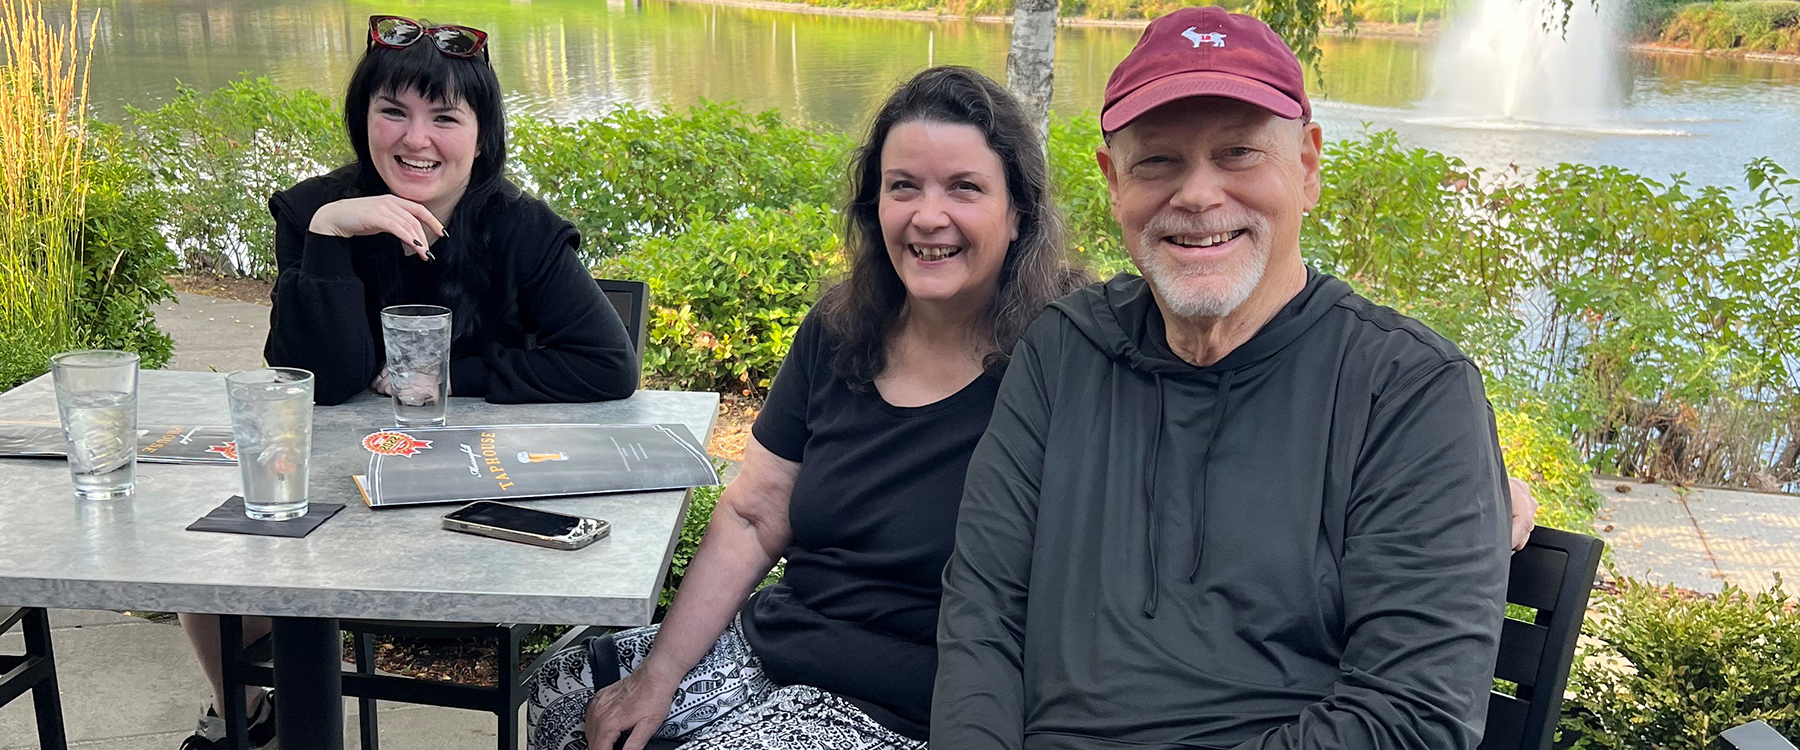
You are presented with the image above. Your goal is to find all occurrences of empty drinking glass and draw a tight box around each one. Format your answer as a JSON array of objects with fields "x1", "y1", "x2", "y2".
[
  {"x1": 226, "y1": 368, "x2": 315, "y2": 521},
  {"x1": 380, "y1": 305, "x2": 452, "y2": 427},
  {"x1": 51, "y1": 350, "x2": 140, "y2": 500}
]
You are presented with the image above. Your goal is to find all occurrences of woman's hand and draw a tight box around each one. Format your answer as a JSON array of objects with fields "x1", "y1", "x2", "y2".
[
  {"x1": 583, "y1": 669, "x2": 678, "y2": 750},
  {"x1": 308, "y1": 195, "x2": 446, "y2": 260},
  {"x1": 1508, "y1": 476, "x2": 1538, "y2": 552},
  {"x1": 372, "y1": 370, "x2": 450, "y2": 401}
]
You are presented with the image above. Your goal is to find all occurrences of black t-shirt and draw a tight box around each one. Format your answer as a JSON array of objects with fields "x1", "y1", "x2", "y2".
[{"x1": 739, "y1": 309, "x2": 1001, "y2": 740}]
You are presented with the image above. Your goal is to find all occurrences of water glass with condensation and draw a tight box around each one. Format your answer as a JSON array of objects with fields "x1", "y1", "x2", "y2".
[
  {"x1": 380, "y1": 305, "x2": 452, "y2": 427},
  {"x1": 226, "y1": 368, "x2": 314, "y2": 521},
  {"x1": 51, "y1": 350, "x2": 140, "y2": 500}
]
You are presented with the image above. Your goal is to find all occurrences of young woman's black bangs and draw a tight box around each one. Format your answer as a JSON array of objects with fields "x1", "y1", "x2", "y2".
[{"x1": 365, "y1": 47, "x2": 486, "y2": 107}]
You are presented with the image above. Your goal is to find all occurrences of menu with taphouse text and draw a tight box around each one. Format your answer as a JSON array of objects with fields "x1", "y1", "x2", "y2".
[
  {"x1": 352, "y1": 423, "x2": 719, "y2": 508},
  {"x1": 0, "y1": 422, "x2": 238, "y2": 464}
]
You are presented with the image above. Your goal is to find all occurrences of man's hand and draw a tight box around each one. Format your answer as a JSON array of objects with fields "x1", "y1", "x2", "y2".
[{"x1": 1508, "y1": 476, "x2": 1538, "y2": 552}]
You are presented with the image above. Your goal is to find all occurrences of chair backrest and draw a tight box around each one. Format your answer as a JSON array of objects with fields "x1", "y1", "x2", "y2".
[
  {"x1": 1479, "y1": 526, "x2": 1605, "y2": 750},
  {"x1": 1722, "y1": 721, "x2": 1800, "y2": 750},
  {"x1": 596, "y1": 278, "x2": 649, "y2": 365}
]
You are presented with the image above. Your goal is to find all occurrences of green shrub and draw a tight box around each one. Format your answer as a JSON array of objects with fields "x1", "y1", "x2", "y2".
[
  {"x1": 512, "y1": 102, "x2": 851, "y2": 262},
  {"x1": 1659, "y1": 1, "x2": 1800, "y2": 51},
  {"x1": 1307, "y1": 129, "x2": 1526, "y2": 368},
  {"x1": 127, "y1": 77, "x2": 345, "y2": 278},
  {"x1": 1047, "y1": 113, "x2": 1129, "y2": 274},
  {"x1": 1562, "y1": 579, "x2": 1800, "y2": 748},
  {"x1": 600, "y1": 204, "x2": 844, "y2": 394},
  {"x1": 0, "y1": 124, "x2": 177, "y2": 392},
  {"x1": 1495, "y1": 403, "x2": 1603, "y2": 532},
  {"x1": 1629, "y1": 0, "x2": 1707, "y2": 32},
  {"x1": 1306, "y1": 130, "x2": 1800, "y2": 492},
  {"x1": 74, "y1": 123, "x2": 176, "y2": 368},
  {"x1": 0, "y1": 0, "x2": 85, "y2": 391}
]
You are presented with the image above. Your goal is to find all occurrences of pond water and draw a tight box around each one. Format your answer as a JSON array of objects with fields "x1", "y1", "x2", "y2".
[{"x1": 61, "y1": 0, "x2": 1800, "y2": 189}]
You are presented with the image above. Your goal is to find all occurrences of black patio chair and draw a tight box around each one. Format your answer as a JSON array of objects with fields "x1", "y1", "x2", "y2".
[
  {"x1": 595, "y1": 278, "x2": 650, "y2": 363},
  {"x1": 1479, "y1": 526, "x2": 1605, "y2": 750},
  {"x1": 0, "y1": 606, "x2": 68, "y2": 750},
  {"x1": 1722, "y1": 721, "x2": 1800, "y2": 750}
]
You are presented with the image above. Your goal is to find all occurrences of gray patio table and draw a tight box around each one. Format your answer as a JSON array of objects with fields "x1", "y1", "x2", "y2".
[{"x1": 0, "y1": 370, "x2": 719, "y2": 750}]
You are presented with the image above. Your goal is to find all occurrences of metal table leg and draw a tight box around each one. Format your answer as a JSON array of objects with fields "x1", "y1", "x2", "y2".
[{"x1": 271, "y1": 617, "x2": 343, "y2": 750}]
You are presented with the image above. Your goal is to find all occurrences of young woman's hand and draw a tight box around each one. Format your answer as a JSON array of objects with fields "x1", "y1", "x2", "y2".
[
  {"x1": 372, "y1": 370, "x2": 450, "y2": 400},
  {"x1": 308, "y1": 195, "x2": 446, "y2": 260},
  {"x1": 584, "y1": 669, "x2": 679, "y2": 750}
]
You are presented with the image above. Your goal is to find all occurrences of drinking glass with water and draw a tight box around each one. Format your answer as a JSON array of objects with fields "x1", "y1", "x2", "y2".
[
  {"x1": 226, "y1": 368, "x2": 315, "y2": 521},
  {"x1": 380, "y1": 305, "x2": 452, "y2": 427},
  {"x1": 51, "y1": 350, "x2": 140, "y2": 500}
]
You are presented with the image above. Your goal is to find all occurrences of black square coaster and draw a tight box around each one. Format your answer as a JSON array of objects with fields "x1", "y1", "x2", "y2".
[{"x1": 186, "y1": 496, "x2": 345, "y2": 538}]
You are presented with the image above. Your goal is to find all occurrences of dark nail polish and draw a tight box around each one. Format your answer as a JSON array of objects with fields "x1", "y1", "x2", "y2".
[{"x1": 412, "y1": 239, "x2": 423, "y2": 247}]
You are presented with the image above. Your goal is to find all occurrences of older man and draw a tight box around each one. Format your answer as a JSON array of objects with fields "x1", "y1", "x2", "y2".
[{"x1": 932, "y1": 8, "x2": 1512, "y2": 750}]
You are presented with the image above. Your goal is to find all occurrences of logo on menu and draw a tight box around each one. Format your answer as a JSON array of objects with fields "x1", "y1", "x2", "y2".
[
  {"x1": 206, "y1": 442, "x2": 238, "y2": 460},
  {"x1": 478, "y1": 431, "x2": 514, "y2": 491},
  {"x1": 1182, "y1": 27, "x2": 1226, "y2": 48},
  {"x1": 363, "y1": 431, "x2": 433, "y2": 458}
]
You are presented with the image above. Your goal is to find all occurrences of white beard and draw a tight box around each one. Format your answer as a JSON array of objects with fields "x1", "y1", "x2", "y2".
[{"x1": 1133, "y1": 214, "x2": 1271, "y2": 319}]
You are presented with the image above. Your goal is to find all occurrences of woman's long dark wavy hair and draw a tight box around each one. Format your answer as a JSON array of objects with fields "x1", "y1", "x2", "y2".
[
  {"x1": 341, "y1": 33, "x2": 507, "y2": 343},
  {"x1": 822, "y1": 66, "x2": 1089, "y2": 388}
]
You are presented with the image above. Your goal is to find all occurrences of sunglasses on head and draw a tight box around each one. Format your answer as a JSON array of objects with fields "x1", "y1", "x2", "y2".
[{"x1": 368, "y1": 15, "x2": 489, "y2": 59}]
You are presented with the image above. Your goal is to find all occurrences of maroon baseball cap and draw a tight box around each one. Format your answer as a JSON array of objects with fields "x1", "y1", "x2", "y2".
[{"x1": 1101, "y1": 6, "x2": 1310, "y2": 133}]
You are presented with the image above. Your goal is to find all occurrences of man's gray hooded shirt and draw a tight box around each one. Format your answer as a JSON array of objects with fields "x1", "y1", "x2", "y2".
[{"x1": 933, "y1": 270, "x2": 1512, "y2": 749}]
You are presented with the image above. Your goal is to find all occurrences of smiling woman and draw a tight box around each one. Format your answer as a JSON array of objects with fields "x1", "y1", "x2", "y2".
[{"x1": 522, "y1": 66, "x2": 1091, "y2": 750}]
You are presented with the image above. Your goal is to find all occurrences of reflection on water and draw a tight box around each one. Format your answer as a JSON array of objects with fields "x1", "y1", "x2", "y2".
[{"x1": 58, "y1": 0, "x2": 1800, "y2": 187}]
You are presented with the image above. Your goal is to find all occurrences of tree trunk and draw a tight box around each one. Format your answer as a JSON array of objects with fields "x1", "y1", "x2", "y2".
[{"x1": 1007, "y1": 0, "x2": 1058, "y2": 144}]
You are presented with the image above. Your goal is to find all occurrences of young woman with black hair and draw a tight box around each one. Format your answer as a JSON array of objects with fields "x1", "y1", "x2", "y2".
[
  {"x1": 263, "y1": 16, "x2": 636, "y2": 406},
  {"x1": 177, "y1": 17, "x2": 635, "y2": 749}
]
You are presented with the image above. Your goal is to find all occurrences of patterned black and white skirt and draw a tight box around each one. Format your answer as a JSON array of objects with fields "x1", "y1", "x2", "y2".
[{"x1": 526, "y1": 617, "x2": 927, "y2": 750}]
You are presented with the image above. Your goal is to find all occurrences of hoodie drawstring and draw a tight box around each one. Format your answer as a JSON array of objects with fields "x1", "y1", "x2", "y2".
[
  {"x1": 1189, "y1": 370, "x2": 1234, "y2": 582},
  {"x1": 1142, "y1": 373, "x2": 1166, "y2": 618},
  {"x1": 1142, "y1": 369, "x2": 1236, "y2": 618}
]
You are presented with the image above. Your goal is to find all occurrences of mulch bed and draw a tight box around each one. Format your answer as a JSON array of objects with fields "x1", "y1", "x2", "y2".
[
  {"x1": 166, "y1": 273, "x2": 275, "y2": 306},
  {"x1": 706, "y1": 393, "x2": 760, "y2": 463},
  {"x1": 342, "y1": 635, "x2": 503, "y2": 686}
]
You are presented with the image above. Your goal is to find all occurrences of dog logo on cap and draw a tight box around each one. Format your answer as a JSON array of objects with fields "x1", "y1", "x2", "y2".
[{"x1": 1182, "y1": 27, "x2": 1226, "y2": 48}]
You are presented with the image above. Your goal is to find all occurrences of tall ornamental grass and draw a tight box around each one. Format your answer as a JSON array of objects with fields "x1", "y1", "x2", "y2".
[{"x1": 0, "y1": 0, "x2": 90, "y2": 387}]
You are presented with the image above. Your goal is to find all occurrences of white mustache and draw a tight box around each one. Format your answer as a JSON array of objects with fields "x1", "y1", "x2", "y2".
[{"x1": 1141, "y1": 213, "x2": 1267, "y2": 240}]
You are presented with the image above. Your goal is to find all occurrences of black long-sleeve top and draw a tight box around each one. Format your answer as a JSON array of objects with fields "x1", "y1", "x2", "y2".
[{"x1": 264, "y1": 168, "x2": 638, "y2": 406}]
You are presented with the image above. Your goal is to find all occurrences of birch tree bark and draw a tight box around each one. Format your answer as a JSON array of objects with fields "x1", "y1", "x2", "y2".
[{"x1": 1006, "y1": 0, "x2": 1058, "y2": 143}]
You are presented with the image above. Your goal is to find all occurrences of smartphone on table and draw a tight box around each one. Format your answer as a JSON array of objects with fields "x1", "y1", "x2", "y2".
[{"x1": 442, "y1": 501, "x2": 610, "y2": 550}]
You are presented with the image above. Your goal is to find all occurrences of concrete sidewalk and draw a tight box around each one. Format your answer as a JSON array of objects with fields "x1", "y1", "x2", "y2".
[
  {"x1": 1595, "y1": 477, "x2": 1800, "y2": 596},
  {"x1": 155, "y1": 292, "x2": 270, "y2": 374}
]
